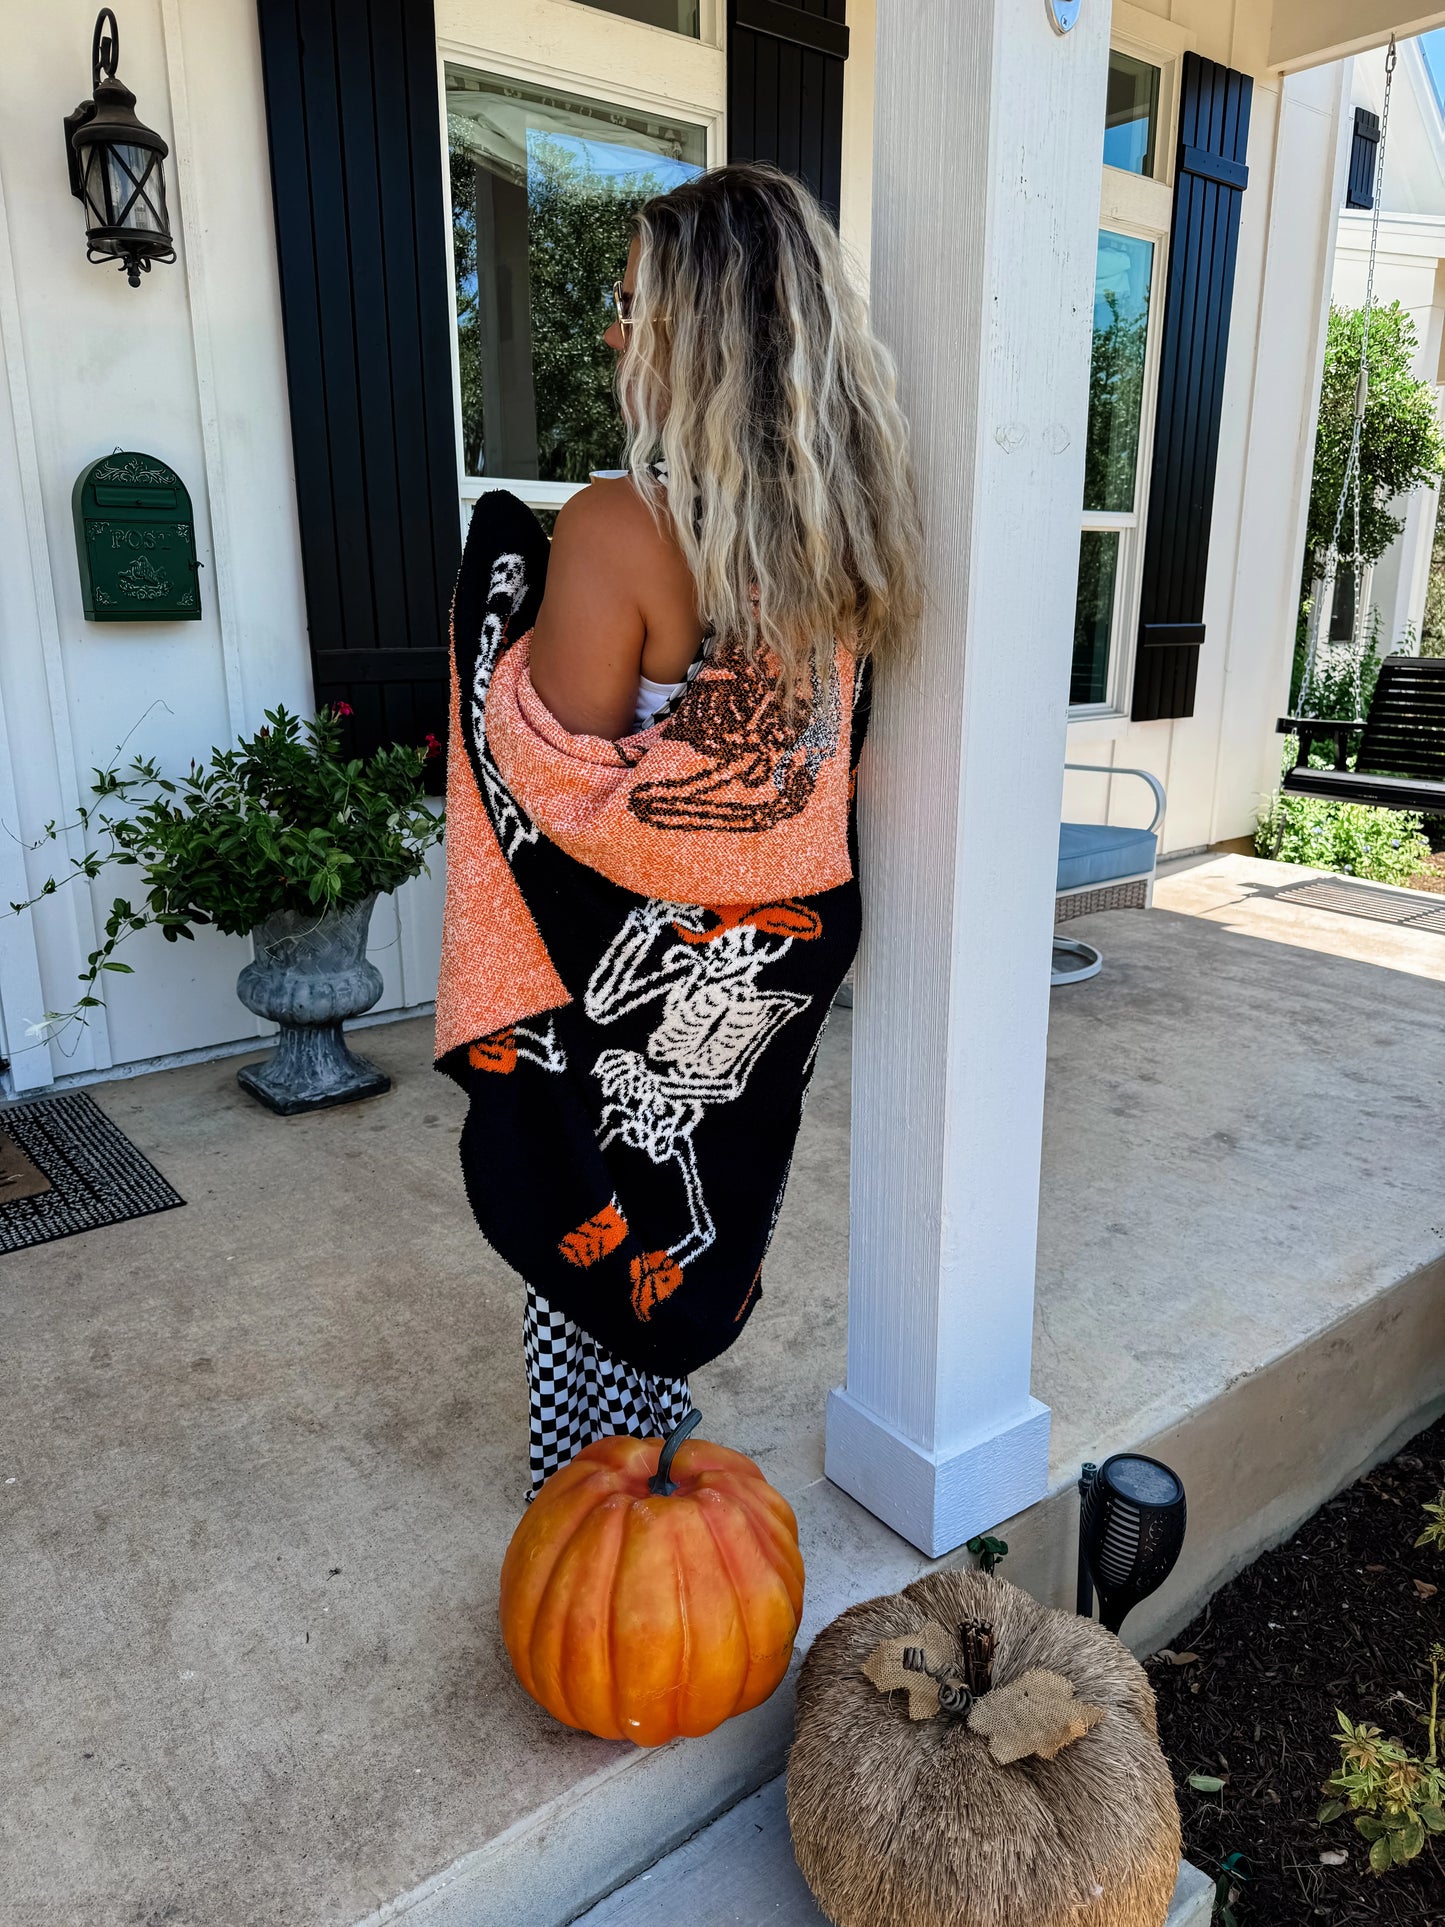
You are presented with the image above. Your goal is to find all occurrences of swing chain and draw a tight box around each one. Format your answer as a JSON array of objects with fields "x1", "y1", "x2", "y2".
[{"x1": 1300, "y1": 34, "x2": 1396, "y2": 717}]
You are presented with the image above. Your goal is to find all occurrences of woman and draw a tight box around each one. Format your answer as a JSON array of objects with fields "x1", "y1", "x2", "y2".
[{"x1": 435, "y1": 163, "x2": 921, "y2": 1496}]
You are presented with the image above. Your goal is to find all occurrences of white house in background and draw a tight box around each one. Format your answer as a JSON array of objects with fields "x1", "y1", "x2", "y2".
[
  {"x1": 1333, "y1": 30, "x2": 1445, "y2": 651},
  {"x1": 2, "y1": 0, "x2": 1441, "y2": 1559}
]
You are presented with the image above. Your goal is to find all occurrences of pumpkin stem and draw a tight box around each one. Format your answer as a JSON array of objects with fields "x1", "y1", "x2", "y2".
[{"x1": 649, "y1": 1408, "x2": 702, "y2": 1495}]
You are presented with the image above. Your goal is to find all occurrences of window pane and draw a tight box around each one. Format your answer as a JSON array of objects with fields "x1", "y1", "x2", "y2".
[
  {"x1": 571, "y1": 0, "x2": 700, "y2": 33},
  {"x1": 1104, "y1": 50, "x2": 1160, "y2": 176},
  {"x1": 1084, "y1": 230, "x2": 1153, "y2": 513},
  {"x1": 445, "y1": 66, "x2": 705, "y2": 483},
  {"x1": 1072, "y1": 530, "x2": 1120, "y2": 705}
]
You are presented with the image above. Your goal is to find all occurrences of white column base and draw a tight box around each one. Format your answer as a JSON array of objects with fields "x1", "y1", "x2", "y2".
[{"x1": 824, "y1": 1387, "x2": 1052, "y2": 1559}]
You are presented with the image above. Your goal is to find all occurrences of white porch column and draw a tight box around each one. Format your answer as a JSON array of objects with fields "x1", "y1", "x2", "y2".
[{"x1": 824, "y1": 0, "x2": 1109, "y2": 1558}]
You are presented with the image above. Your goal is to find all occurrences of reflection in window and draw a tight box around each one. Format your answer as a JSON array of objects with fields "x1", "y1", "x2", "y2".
[
  {"x1": 1104, "y1": 51, "x2": 1160, "y2": 176},
  {"x1": 1072, "y1": 531, "x2": 1120, "y2": 706},
  {"x1": 1084, "y1": 230, "x2": 1153, "y2": 513},
  {"x1": 446, "y1": 66, "x2": 705, "y2": 484},
  {"x1": 572, "y1": 0, "x2": 700, "y2": 33}
]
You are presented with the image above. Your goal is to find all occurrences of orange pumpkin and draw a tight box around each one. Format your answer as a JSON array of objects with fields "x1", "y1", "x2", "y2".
[{"x1": 500, "y1": 1411, "x2": 804, "y2": 1746}]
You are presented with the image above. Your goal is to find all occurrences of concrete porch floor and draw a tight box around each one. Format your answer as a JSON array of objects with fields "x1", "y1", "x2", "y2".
[{"x1": 2, "y1": 858, "x2": 1443, "y2": 1926}]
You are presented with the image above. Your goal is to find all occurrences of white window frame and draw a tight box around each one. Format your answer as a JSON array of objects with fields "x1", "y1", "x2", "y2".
[
  {"x1": 1070, "y1": 34, "x2": 1176, "y2": 721},
  {"x1": 435, "y1": 0, "x2": 726, "y2": 523}
]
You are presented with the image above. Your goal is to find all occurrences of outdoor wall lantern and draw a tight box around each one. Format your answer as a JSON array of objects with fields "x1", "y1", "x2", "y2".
[
  {"x1": 1077, "y1": 1453, "x2": 1187, "y2": 1634},
  {"x1": 63, "y1": 9, "x2": 175, "y2": 288}
]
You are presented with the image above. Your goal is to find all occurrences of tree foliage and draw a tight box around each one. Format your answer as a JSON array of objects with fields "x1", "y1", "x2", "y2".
[
  {"x1": 1421, "y1": 494, "x2": 1445, "y2": 657},
  {"x1": 1306, "y1": 302, "x2": 1445, "y2": 571},
  {"x1": 1083, "y1": 293, "x2": 1149, "y2": 514},
  {"x1": 528, "y1": 137, "x2": 659, "y2": 482},
  {"x1": 449, "y1": 130, "x2": 663, "y2": 484}
]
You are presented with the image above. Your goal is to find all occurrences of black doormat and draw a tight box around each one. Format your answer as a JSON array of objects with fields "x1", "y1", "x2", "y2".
[{"x1": 0, "y1": 1091, "x2": 184, "y2": 1254}]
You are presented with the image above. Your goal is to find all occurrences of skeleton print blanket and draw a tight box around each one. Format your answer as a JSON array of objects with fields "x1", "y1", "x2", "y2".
[{"x1": 435, "y1": 491, "x2": 870, "y2": 1379}]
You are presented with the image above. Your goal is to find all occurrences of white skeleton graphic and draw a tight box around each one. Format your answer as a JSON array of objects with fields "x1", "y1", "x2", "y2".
[
  {"x1": 470, "y1": 549, "x2": 538, "y2": 861},
  {"x1": 513, "y1": 1016, "x2": 566, "y2": 1073},
  {"x1": 584, "y1": 901, "x2": 811, "y2": 1264}
]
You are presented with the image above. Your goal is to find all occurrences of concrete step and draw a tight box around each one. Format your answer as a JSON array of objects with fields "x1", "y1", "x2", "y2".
[
  {"x1": 572, "y1": 1775, "x2": 1216, "y2": 1926},
  {"x1": 357, "y1": 909, "x2": 1445, "y2": 1927}
]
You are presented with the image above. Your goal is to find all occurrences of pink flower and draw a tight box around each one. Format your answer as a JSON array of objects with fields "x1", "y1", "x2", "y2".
[
  {"x1": 334, "y1": 701, "x2": 354, "y2": 717},
  {"x1": 423, "y1": 732, "x2": 443, "y2": 759}
]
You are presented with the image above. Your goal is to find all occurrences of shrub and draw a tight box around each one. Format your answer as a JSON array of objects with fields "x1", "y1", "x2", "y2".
[
  {"x1": 7, "y1": 704, "x2": 443, "y2": 1045},
  {"x1": 1256, "y1": 785, "x2": 1431, "y2": 885}
]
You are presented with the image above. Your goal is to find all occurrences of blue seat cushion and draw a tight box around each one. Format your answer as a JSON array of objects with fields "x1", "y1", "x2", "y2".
[{"x1": 1057, "y1": 821, "x2": 1158, "y2": 893}]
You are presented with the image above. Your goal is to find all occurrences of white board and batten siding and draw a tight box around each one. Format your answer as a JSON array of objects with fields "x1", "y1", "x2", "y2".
[
  {"x1": 0, "y1": 0, "x2": 884, "y2": 1091},
  {"x1": 1062, "y1": 3, "x2": 1352, "y2": 860},
  {"x1": 0, "y1": 0, "x2": 443, "y2": 1094}
]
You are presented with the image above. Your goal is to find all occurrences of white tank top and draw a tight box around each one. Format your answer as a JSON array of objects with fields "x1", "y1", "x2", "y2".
[{"x1": 634, "y1": 672, "x2": 687, "y2": 729}]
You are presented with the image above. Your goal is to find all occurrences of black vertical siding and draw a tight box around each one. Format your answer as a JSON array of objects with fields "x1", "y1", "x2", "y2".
[
  {"x1": 1131, "y1": 54, "x2": 1253, "y2": 723},
  {"x1": 1346, "y1": 107, "x2": 1381, "y2": 210},
  {"x1": 256, "y1": 0, "x2": 458, "y2": 788},
  {"x1": 727, "y1": 0, "x2": 848, "y2": 224}
]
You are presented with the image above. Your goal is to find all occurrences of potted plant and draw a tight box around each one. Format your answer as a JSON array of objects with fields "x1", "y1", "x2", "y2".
[{"x1": 10, "y1": 704, "x2": 444, "y2": 1113}]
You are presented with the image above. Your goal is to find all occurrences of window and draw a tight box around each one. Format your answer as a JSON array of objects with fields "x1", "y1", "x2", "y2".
[
  {"x1": 439, "y1": 3, "x2": 724, "y2": 517},
  {"x1": 1103, "y1": 50, "x2": 1159, "y2": 177},
  {"x1": 1073, "y1": 230, "x2": 1153, "y2": 705},
  {"x1": 446, "y1": 65, "x2": 705, "y2": 490},
  {"x1": 1069, "y1": 48, "x2": 1171, "y2": 715},
  {"x1": 573, "y1": 0, "x2": 700, "y2": 33}
]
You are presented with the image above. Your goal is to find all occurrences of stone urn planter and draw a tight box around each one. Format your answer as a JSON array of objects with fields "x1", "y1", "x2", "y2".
[{"x1": 235, "y1": 893, "x2": 390, "y2": 1115}]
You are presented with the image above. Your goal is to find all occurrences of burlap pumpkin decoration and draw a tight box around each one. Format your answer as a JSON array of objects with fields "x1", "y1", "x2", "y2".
[{"x1": 787, "y1": 1571, "x2": 1181, "y2": 1927}]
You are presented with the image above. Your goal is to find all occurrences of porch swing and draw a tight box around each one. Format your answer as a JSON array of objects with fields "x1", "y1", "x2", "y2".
[{"x1": 1277, "y1": 33, "x2": 1445, "y2": 814}]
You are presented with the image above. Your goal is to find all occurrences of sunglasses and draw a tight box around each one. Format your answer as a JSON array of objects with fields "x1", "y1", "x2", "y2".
[{"x1": 609, "y1": 280, "x2": 636, "y2": 334}]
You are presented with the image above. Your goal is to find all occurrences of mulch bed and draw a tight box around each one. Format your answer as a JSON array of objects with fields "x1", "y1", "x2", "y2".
[
  {"x1": 1150, "y1": 1414, "x2": 1445, "y2": 1922},
  {"x1": 1406, "y1": 851, "x2": 1445, "y2": 897}
]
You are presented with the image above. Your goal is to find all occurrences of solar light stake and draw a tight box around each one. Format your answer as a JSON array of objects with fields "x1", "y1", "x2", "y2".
[
  {"x1": 1077, "y1": 1454, "x2": 1187, "y2": 1636},
  {"x1": 1077, "y1": 1461, "x2": 1098, "y2": 1618}
]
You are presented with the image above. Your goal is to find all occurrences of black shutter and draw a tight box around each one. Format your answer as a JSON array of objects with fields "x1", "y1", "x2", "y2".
[
  {"x1": 1346, "y1": 107, "x2": 1381, "y2": 210},
  {"x1": 1131, "y1": 54, "x2": 1253, "y2": 723},
  {"x1": 727, "y1": 0, "x2": 849, "y2": 224},
  {"x1": 256, "y1": 0, "x2": 459, "y2": 790}
]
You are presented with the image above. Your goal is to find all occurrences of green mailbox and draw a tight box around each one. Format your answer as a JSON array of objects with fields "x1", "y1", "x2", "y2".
[{"x1": 72, "y1": 451, "x2": 201, "y2": 621}]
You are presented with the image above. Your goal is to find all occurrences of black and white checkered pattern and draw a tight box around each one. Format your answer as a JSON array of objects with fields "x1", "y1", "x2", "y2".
[{"x1": 524, "y1": 1286, "x2": 691, "y2": 1495}]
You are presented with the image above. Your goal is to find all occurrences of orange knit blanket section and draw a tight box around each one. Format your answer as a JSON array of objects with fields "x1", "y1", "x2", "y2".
[{"x1": 434, "y1": 632, "x2": 857, "y2": 1065}]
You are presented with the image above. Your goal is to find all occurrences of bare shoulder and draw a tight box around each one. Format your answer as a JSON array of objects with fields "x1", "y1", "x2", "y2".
[
  {"x1": 527, "y1": 479, "x2": 654, "y2": 739},
  {"x1": 550, "y1": 474, "x2": 675, "y2": 573}
]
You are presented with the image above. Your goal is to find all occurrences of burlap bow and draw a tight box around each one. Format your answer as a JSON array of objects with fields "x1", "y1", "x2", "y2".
[{"x1": 861, "y1": 1619, "x2": 1105, "y2": 1764}]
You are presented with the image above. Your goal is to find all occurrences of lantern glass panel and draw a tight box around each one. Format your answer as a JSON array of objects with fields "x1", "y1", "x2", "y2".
[
  {"x1": 106, "y1": 143, "x2": 167, "y2": 231},
  {"x1": 80, "y1": 140, "x2": 168, "y2": 239},
  {"x1": 79, "y1": 144, "x2": 111, "y2": 230}
]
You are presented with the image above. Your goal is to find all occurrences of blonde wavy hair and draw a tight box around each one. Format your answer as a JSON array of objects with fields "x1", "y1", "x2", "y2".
[{"x1": 618, "y1": 163, "x2": 922, "y2": 695}]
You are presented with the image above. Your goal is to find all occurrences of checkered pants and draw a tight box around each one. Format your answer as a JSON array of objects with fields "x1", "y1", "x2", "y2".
[{"x1": 524, "y1": 1287, "x2": 692, "y2": 1495}]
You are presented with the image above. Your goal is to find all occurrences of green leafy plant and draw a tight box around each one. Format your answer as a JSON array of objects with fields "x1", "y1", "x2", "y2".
[
  {"x1": 1291, "y1": 604, "x2": 1389, "y2": 725},
  {"x1": 1307, "y1": 302, "x2": 1445, "y2": 574},
  {"x1": 1422, "y1": 495, "x2": 1445, "y2": 656},
  {"x1": 1210, "y1": 1850, "x2": 1248, "y2": 1927},
  {"x1": 7, "y1": 704, "x2": 443, "y2": 1045},
  {"x1": 1418, "y1": 1492, "x2": 1445, "y2": 1555},
  {"x1": 965, "y1": 1534, "x2": 1009, "y2": 1575},
  {"x1": 1256, "y1": 781, "x2": 1430, "y2": 885},
  {"x1": 1318, "y1": 1648, "x2": 1445, "y2": 1875}
]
